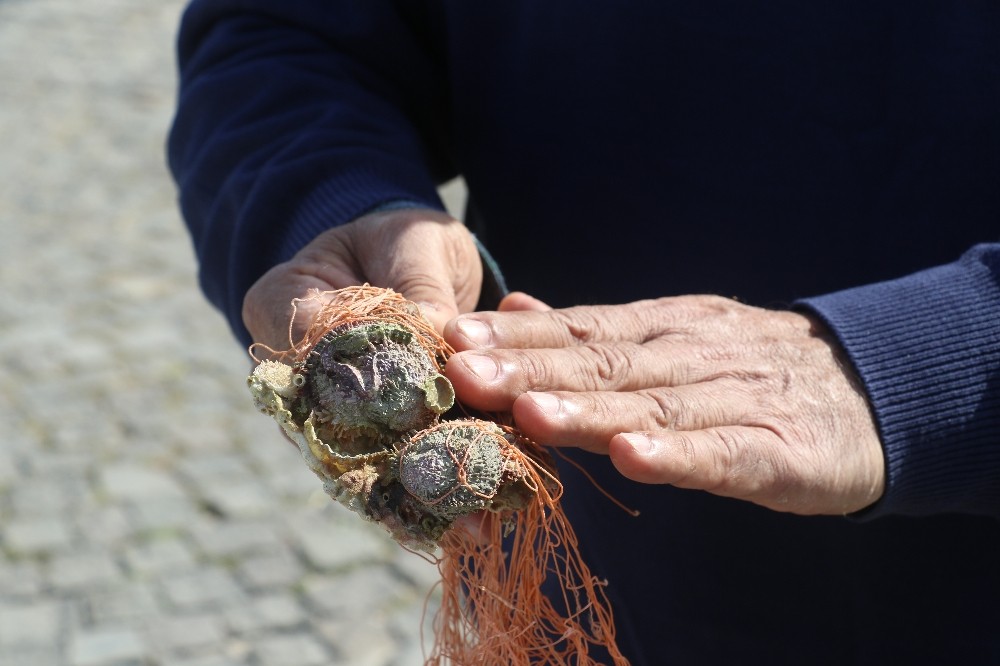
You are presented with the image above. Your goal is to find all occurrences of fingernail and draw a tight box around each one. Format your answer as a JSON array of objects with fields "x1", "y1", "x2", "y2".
[
  {"x1": 455, "y1": 318, "x2": 492, "y2": 348},
  {"x1": 528, "y1": 392, "x2": 562, "y2": 416},
  {"x1": 461, "y1": 353, "x2": 500, "y2": 382},
  {"x1": 619, "y1": 433, "x2": 654, "y2": 455}
]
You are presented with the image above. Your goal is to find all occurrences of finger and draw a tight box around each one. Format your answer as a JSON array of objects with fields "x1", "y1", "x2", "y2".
[
  {"x1": 341, "y1": 209, "x2": 483, "y2": 332},
  {"x1": 498, "y1": 291, "x2": 552, "y2": 312},
  {"x1": 509, "y1": 382, "x2": 754, "y2": 453},
  {"x1": 446, "y1": 342, "x2": 709, "y2": 411},
  {"x1": 377, "y1": 247, "x2": 477, "y2": 333},
  {"x1": 608, "y1": 427, "x2": 804, "y2": 512},
  {"x1": 445, "y1": 298, "x2": 673, "y2": 351}
]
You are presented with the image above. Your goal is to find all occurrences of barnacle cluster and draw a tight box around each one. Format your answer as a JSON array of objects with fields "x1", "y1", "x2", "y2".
[
  {"x1": 248, "y1": 286, "x2": 631, "y2": 665},
  {"x1": 247, "y1": 286, "x2": 541, "y2": 551}
]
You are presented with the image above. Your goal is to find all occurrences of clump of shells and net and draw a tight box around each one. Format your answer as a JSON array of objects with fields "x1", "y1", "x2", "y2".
[{"x1": 247, "y1": 285, "x2": 628, "y2": 665}]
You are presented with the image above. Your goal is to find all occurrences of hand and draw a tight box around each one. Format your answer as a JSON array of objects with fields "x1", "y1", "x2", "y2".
[
  {"x1": 444, "y1": 294, "x2": 885, "y2": 515},
  {"x1": 242, "y1": 207, "x2": 482, "y2": 348}
]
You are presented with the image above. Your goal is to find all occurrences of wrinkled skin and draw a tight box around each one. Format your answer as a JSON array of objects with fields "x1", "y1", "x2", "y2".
[
  {"x1": 243, "y1": 207, "x2": 482, "y2": 349},
  {"x1": 444, "y1": 295, "x2": 885, "y2": 515}
]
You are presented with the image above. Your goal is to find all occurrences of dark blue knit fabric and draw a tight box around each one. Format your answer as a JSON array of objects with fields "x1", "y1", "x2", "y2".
[{"x1": 169, "y1": 3, "x2": 1000, "y2": 663}]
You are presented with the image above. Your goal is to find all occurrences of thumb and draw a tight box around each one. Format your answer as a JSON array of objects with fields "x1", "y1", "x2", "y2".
[{"x1": 347, "y1": 208, "x2": 483, "y2": 333}]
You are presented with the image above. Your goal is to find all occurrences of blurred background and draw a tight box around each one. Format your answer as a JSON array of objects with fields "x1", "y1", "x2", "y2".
[{"x1": 0, "y1": 1, "x2": 465, "y2": 664}]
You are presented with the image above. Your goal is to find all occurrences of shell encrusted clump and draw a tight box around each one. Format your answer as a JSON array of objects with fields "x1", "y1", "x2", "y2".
[
  {"x1": 247, "y1": 286, "x2": 543, "y2": 551},
  {"x1": 247, "y1": 286, "x2": 631, "y2": 665}
]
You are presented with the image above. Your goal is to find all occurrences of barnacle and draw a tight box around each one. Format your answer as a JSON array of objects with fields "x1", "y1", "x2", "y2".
[{"x1": 247, "y1": 285, "x2": 629, "y2": 665}]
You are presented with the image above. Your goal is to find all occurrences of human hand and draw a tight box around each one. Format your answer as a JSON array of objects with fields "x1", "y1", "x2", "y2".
[
  {"x1": 242, "y1": 207, "x2": 482, "y2": 348},
  {"x1": 444, "y1": 294, "x2": 885, "y2": 515}
]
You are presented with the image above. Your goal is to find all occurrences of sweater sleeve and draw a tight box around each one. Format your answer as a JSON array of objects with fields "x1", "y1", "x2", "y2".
[
  {"x1": 797, "y1": 244, "x2": 1000, "y2": 519},
  {"x1": 167, "y1": 0, "x2": 452, "y2": 343}
]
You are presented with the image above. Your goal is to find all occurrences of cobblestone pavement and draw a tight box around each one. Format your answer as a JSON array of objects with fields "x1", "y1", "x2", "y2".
[{"x1": 0, "y1": 1, "x2": 456, "y2": 664}]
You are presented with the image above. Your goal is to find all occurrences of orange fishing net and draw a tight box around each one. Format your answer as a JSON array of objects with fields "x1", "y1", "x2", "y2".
[{"x1": 247, "y1": 285, "x2": 629, "y2": 665}]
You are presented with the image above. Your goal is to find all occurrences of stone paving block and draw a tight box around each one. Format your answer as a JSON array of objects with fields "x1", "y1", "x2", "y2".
[
  {"x1": 76, "y1": 505, "x2": 134, "y2": 547},
  {"x1": 146, "y1": 612, "x2": 227, "y2": 654},
  {"x1": 261, "y1": 461, "x2": 321, "y2": 503},
  {"x1": 0, "y1": 647, "x2": 63, "y2": 666},
  {"x1": 234, "y1": 551, "x2": 304, "y2": 591},
  {"x1": 301, "y1": 566, "x2": 402, "y2": 618},
  {"x1": 225, "y1": 593, "x2": 306, "y2": 635},
  {"x1": 189, "y1": 520, "x2": 282, "y2": 559},
  {"x1": 288, "y1": 519, "x2": 389, "y2": 572},
  {"x1": 387, "y1": 598, "x2": 438, "y2": 665},
  {"x1": 123, "y1": 536, "x2": 198, "y2": 577},
  {"x1": 160, "y1": 657, "x2": 247, "y2": 666},
  {"x1": 2, "y1": 516, "x2": 75, "y2": 554},
  {"x1": 0, "y1": 450, "x2": 20, "y2": 487},
  {"x1": 195, "y1": 481, "x2": 276, "y2": 519},
  {"x1": 315, "y1": 617, "x2": 398, "y2": 666},
  {"x1": 160, "y1": 568, "x2": 246, "y2": 612},
  {"x1": 125, "y1": 497, "x2": 202, "y2": 532},
  {"x1": 48, "y1": 550, "x2": 122, "y2": 592},
  {"x1": 68, "y1": 627, "x2": 148, "y2": 666},
  {"x1": 389, "y1": 547, "x2": 441, "y2": 590},
  {"x1": 163, "y1": 414, "x2": 241, "y2": 455},
  {"x1": 0, "y1": 600, "x2": 65, "y2": 648},
  {"x1": 175, "y1": 453, "x2": 255, "y2": 486},
  {"x1": 9, "y1": 475, "x2": 92, "y2": 518},
  {"x1": 84, "y1": 582, "x2": 161, "y2": 626},
  {"x1": 250, "y1": 633, "x2": 330, "y2": 666},
  {"x1": 0, "y1": 560, "x2": 44, "y2": 597},
  {"x1": 99, "y1": 462, "x2": 186, "y2": 501}
]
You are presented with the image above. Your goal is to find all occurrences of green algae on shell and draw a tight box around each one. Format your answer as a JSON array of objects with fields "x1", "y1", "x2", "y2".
[{"x1": 303, "y1": 321, "x2": 454, "y2": 452}]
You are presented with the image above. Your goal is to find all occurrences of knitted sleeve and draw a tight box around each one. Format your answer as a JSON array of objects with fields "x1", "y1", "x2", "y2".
[
  {"x1": 167, "y1": 0, "x2": 451, "y2": 343},
  {"x1": 797, "y1": 244, "x2": 1000, "y2": 518}
]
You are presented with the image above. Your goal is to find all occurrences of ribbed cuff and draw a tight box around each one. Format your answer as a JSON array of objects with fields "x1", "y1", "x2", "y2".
[{"x1": 797, "y1": 245, "x2": 1000, "y2": 519}]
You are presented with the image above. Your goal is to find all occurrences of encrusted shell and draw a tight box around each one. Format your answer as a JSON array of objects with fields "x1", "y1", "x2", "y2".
[
  {"x1": 303, "y1": 322, "x2": 454, "y2": 451},
  {"x1": 398, "y1": 421, "x2": 508, "y2": 520}
]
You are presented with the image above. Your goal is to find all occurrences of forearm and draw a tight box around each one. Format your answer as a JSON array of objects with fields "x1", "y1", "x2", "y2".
[
  {"x1": 798, "y1": 243, "x2": 1000, "y2": 518},
  {"x1": 168, "y1": 0, "x2": 450, "y2": 340}
]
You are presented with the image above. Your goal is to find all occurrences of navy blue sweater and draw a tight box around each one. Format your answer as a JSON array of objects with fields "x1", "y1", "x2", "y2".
[{"x1": 169, "y1": 3, "x2": 1000, "y2": 663}]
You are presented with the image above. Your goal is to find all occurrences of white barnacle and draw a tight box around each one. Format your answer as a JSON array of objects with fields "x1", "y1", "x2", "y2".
[{"x1": 249, "y1": 359, "x2": 301, "y2": 400}]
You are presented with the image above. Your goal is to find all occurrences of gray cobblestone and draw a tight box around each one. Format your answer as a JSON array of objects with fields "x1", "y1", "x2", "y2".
[
  {"x1": 225, "y1": 593, "x2": 307, "y2": 635},
  {"x1": 75, "y1": 506, "x2": 134, "y2": 547},
  {"x1": 161, "y1": 657, "x2": 246, "y2": 666},
  {"x1": 0, "y1": 560, "x2": 45, "y2": 598},
  {"x1": 250, "y1": 633, "x2": 331, "y2": 666},
  {"x1": 123, "y1": 537, "x2": 198, "y2": 577},
  {"x1": 195, "y1": 481, "x2": 277, "y2": 519},
  {"x1": 2, "y1": 517, "x2": 76, "y2": 555},
  {"x1": 288, "y1": 517, "x2": 391, "y2": 572},
  {"x1": 83, "y1": 583, "x2": 161, "y2": 626},
  {"x1": 189, "y1": 521, "x2": 282, "y2": 560},
  {"x1": 301, "y1": 566, "x2": 405, "y2": 619},
  {"x1": 47, "y1": 551, "x2": 122, "y2": 592},
  {"x1": 100, "y1": 463, "x2": 186, "y2": 502},
  {"x1": 0, "y1": 451, "x2": 21, "y2": 487},
  {"x1": 0, "y1": 601, "x2": 65, "y2": 648},
  {"x1": 234, "y1": 551, "x2": 304, "y2": 591},
  {"x1": 125, "y1": 498, "x2": 202, "y2": 533},
  {"x1": 160, "y1": 568, "x2": 247, "y2": 612},
  {"x1": 146, "y1": 613, "x2": 228, "y2": 654},
  {"x1": 68, "y1": 628, "x2": 148, "y2": 666},
  {"x1": 316, "y1": 618, "x2": 398, "y2": 666},
  {"x1": 0, "y1": 647, "x2": 64, "y2": 666}
]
